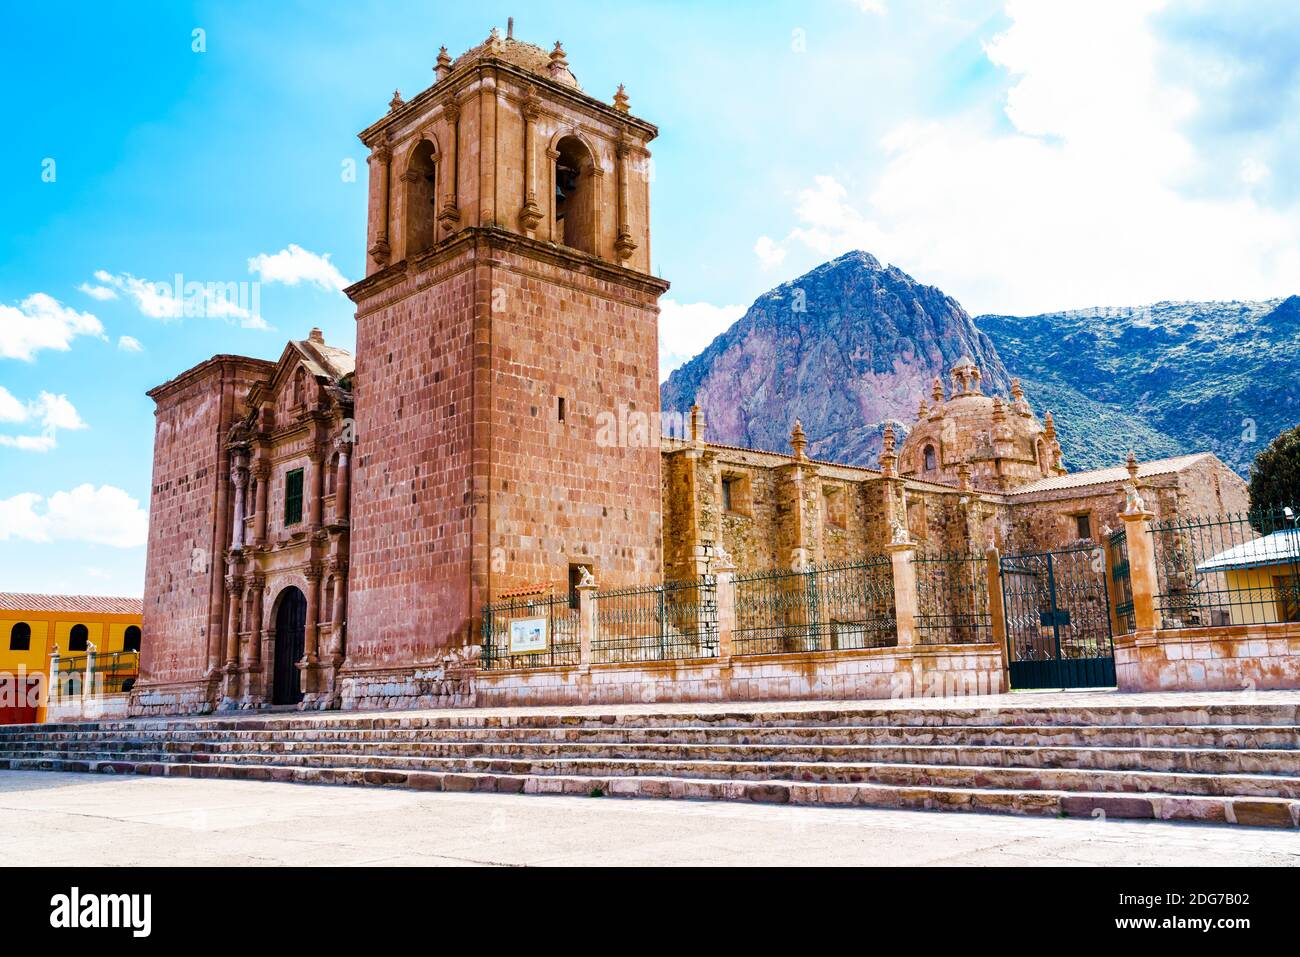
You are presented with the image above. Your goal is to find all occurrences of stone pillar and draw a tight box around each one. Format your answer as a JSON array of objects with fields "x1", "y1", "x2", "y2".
[
  {"x1": 577, "y1": 575, "x2": 598, "y2": 668},
  {"x1": 230, "y1": 458, "x2": 248, "y2": 550},
  {"x1": 367, "y1": 143, "x2": 392, "y2": 269},
  {"x1": 253, "y1": 460, "x2": 269, "y2": 546},
  {"x1": 328, "y1": 560, "x2": 347, "y2": 658},
  {"x1": 83, "y1": 643, "x2": 96, "y2": 701},
  {"x1": 244, "y1": 575, "x2": 265, "y2": 668},
  {"x1": 224, "y1": 575, "x2": 244, "y2": 668},
  {"x1": 518, "y1": 89, "x2": 543, "y2": 233},
  {"x1": 304, "y1": 564, "x2": 322, "y2": 663},
  {"x1": 48, "y1": 648, "x2": 59, "y2": 705},
  {"x1": 888, "y1": 541, "x2": 919, "y2": 648},
  {"x1": 985, "y1": 545, "x2": 1009, "y2": 681},
  {"x1": 714, "y1": 552, "x2": 736, "y2": 662},
  {"x1": 614, "y1": 131, "x2": 637, "y2": 262},
  {"x1": 309, "y1": 448, "x2": 324, "y2": 530},
  {"x1": 437, "y1": 98, "x2": 461, "y2": 234},
  {"x1": 335, "y1": 445, "x2": 351, "y2": 523},
  {"x1": 1121, "y1": 508, "x2": 1162, "y2": 633}
]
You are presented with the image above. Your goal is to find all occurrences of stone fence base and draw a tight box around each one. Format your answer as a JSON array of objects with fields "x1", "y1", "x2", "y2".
[
  {"x1": 1116, "y1": 622, "x2": 1300, "y2": 693},
  {"x1": 46, "y1": 692, "x2": 133, "y2": 723},
  {"x1": 476, "y1": 644, "x2": 1005, "y2": 709}
]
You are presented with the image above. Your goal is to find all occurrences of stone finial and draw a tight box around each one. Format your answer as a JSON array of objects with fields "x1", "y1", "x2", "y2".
[
  {"x1": 613, "y1": 84, "x2": 630, "y2": 114},
  {"x1": 308, "y1": 327, "x2": 325, "y2": 345},
  {"x1": 689, "y1": 403, "x2": 706, "y2": 444},
  {"x1": 958, "y1": 461, "x2": 973, "y2": 492},
  {"x1": 548, "y1": 41, "x2": 569, "y2": 79},
  {"x1": 991, "y1": 395, "x2": 1006, "y2": 422},
  {"x1": 389, "y1": 89, "x2": 405, "y2": 111},
  {"x1": 1043, "y1": 410, "x2": 1057, "y2": 440},
  {"x1": 435, "y1": 46, "x2": 452, "y2": 80},
  {"x1": 1010, "y1": 378, "x2": 1024, "y2": 402},
  {"x1": 931, "y1": 376, "x2": 945, "y2": 403},
  {"x1": 790, "y1": 420, "x2": 808, "y2": 461},
  {"x1": 917, "y1": 397, "x2": 929, "y2": 420},
  {"x1": 507, "y1": 16, "x2": 514, "y2": 39},
  {"x1": 1126, "y1": 449, "x2": 1139, "y2": 483},
  {"x1": 486, "y1": 26, "x2": 503, "y2": 50},
  {"x1": 879, "y1": 423, "x2": 897, "y2": 478}
]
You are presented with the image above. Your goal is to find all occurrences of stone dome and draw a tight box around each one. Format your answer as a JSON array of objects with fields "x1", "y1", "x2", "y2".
[
  {"x1": 451, "y1": 30, "x2": 580, "y2": 89},
  {"x1": 898, "y1": 358, "x2": 1065, "y2": 491}
]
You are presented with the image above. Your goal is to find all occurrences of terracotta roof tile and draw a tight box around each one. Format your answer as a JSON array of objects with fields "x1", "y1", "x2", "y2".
[
  {"x1": 1007, "y1": 453, "x2": 1211, "y2": 497},
  {"x1": 0, "y1": 594, "x2": 143, "y2": 615}
]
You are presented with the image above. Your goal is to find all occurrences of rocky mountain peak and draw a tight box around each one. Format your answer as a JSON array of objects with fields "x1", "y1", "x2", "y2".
[{"x1": 661, "y1": 252, "x2": 1011, "y2": 467}]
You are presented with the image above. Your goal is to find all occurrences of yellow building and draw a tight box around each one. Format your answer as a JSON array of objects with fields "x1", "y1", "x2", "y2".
[
  {"x1": 1196, "y1": 530, "x2": 1300, "y2": 627},
  {"x1": 0, "y1": 594, "x2": 143, "y2": 724}
]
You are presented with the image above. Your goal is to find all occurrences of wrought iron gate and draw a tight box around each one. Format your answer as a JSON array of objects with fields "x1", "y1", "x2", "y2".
[{"x1": 1000, "y1": 544, "x2": 1115, "y2": 689}]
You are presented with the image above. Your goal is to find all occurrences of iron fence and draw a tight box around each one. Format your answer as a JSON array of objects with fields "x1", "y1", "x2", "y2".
[
  {"x1": 481, "y1": 594, "x2": 581, "y2": 670},
  {"x1": 1151, "y1": 506, "x2": 1300, "y2": 629},
  {"x1": 51, "y1": 650, "x2": 140, "y2": 696},
  {"x1": 592, "y1": 577, "x2": 718, "y2": 664},
  {"x1": 914, "y1": 550, "x2": 991, "y2": 645},
  {"x1": 733, "y1": 556, "x2": 896, "y2": 655},
  {"x1": 1108, "y1": 528, "x2": 1135, "y2": 635}
]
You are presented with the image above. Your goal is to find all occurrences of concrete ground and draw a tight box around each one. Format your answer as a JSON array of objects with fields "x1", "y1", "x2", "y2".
[{"x1": 2, "y1": 770, "x2": 1297, "y2": 866}]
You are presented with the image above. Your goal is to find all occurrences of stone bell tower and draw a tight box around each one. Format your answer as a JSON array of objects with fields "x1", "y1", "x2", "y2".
[{"x1": 342, "y1": 24, "x2": 669, "y2": 703}]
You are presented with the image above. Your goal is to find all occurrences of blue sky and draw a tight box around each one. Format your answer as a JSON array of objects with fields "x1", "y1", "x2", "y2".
[{"x1": 2, "y1": 0, "x2": 1298, "y2": 597}]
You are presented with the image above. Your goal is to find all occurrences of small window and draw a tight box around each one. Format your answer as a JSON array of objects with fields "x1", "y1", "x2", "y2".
[
  {"x1": 69, "y1": 624, "x2": 89, "y2": 652},
  {"x1": 720, "y1": 473, "x2": 751, "y2": 516},
  {"x1": 823, "y1": 485, "x2": 846, "y2": 529},
  {"x1": 9, "y1": 622, "x2": 31, "y2": 652},
  {"x1": 1074, "y1": 513, "x2": 1092, "y2": 540},
  {"x1": 923, "y1": 445, "x2": 937, "y2": 471},
  {"x1": 285, "y1": 468, "x2": 305, "y2": 525},
  {"x1": 124, "y1": 625, "x2": 142, "y2": 653},
  {"x1": 558, "y1": 396, "x2": 566, "y2": 423}
]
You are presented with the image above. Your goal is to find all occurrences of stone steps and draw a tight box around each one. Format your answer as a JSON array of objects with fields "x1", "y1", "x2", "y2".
[
  {"x1": 6, "y1": 724, "x2": 1299, "y2": 749},
  {"x1": 2, "y1": 754, "x2": 1296, "y2": 828},
  {"x1": 6, "y1": 748, "x2": 1300, "y2": 799},
  {"x1": 3, "y1": 699, "x2": 1298, "y2": 828},
  {"x1": 4, "y1": 738, "x2": 1300, "y2": 775}
]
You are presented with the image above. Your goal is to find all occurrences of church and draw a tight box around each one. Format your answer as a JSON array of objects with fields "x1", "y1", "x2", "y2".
[{"x1": 132, "y1": 26, "x2": 1256, "y2": 717}]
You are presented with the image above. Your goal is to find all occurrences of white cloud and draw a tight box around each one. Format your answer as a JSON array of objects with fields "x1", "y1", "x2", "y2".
[
  {"x1": 77, "y1": 282, "x2": 118, "y2": 301},
  {"x1": 89, "y1": 270, "x2": 267, "y2": 329},
  {"x1": 760, "y1": 0, "x2": 1300, "y2": 315},
  {"x1": 0, "y1": 293, "x2": 105, "y2": 361},
  {"x1": 117, "y1": 335, "x2": 143, "y2": 352},
  {"x1": 0, "y1": 389, "x2": 87, "y2": 453},
  {"x1": 754, "y1": 236, "x2": 787, "y2": 271},
  {"x1": 659, "y1": 299, "x2": 747, "y2": 381},
  {"x1": 853, "y1": 0, "x2": 887, "y2": 14},
  {"x1": 248, "y1": 244, "x2": 350, "y2": 292},
  {"x1": 0, "y1": 484, "x2": 148, "y2": 548}
]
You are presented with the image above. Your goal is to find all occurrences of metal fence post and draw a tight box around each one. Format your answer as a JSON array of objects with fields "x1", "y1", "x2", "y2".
[
  {"x1": 1120, "y1": 508, "x2": 1162, "y2": 632},
  {"x1": 887, "y1": 541, "x2": 918, "y2": 647}
]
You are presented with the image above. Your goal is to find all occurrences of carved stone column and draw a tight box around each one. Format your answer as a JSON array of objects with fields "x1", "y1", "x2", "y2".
[
  {"x1": 304, "y1": 564, "x2": 322, "y2": 664},
  {"x1": 614, "y1": 129, "x2": 637, "y2": 262},
  {"x1": 253, "y1": 460, "x2": 270, "y2": 546},
  {"x1": 327, "y1": 559, "x2": 347, "y2": 658},
  {"x1": 367, "y1": 143, "x2": 392, "y2": 268},
  {"x1": 229, "y1": 455, "x2": 248, "y2": 550},
  {"x1": 437, "y1": 98, "x2": 461, "y2": 234},
  {"x1": 223, "y1": 574, "x2": 244, "y2": 670},
  {"x1": 245, "y1": 575, "x2": 265, "y2": 668},
  {"x1": 518, "y1": 87, "x2": 543, "y2": 233},
  {"x1": 309, "y1": 446, "x2": 324, "y2": 530},
  {"x1": 335, "y1": 441, "x2": 352, "y2": 523}
]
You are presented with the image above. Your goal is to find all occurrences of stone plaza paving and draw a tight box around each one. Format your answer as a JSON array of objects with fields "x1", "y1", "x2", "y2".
[{"x1": 1, "y1": 769, "x2": 1297, "y2": 867}]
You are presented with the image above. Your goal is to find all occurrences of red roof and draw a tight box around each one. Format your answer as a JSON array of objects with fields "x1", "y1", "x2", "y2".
[{"x1": 0, "y1": 594, "x2": 143, "y2": 616}]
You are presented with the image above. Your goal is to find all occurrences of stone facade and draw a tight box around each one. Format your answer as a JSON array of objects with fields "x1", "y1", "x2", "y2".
[{"x1": 131, "y1": 26, "x2": 1264, "y2": 718}]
